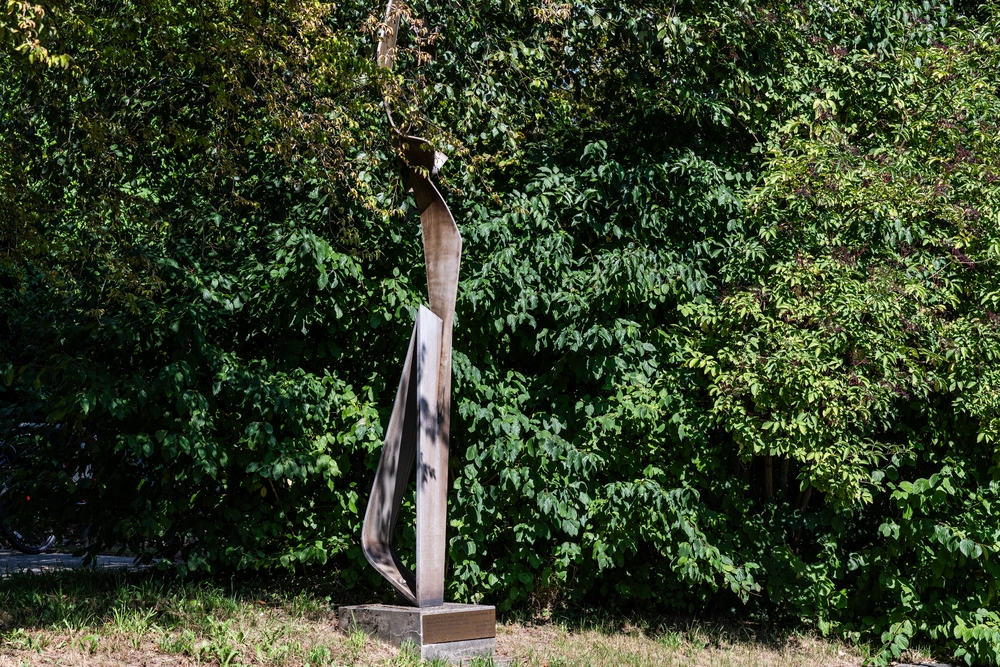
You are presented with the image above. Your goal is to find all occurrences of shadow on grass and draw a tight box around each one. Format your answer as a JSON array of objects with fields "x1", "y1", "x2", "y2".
[
  {"x1": 502, "y1": 604, "x2": 796, "y2": 649},
  {"x1": 0, "y1": 565, "x2": 387, "y2": 635}
]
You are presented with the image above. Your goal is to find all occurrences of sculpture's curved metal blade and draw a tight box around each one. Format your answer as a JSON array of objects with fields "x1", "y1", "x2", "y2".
[
  {"x1": 361, "y1": 0, "x2": 462, "y2": 608},
  {"x1": 361, "y1": 321, "x2": 419, "y2": 604},
  {"x1": 362, "y1": 307, "x2": 443, "y2": 605}
]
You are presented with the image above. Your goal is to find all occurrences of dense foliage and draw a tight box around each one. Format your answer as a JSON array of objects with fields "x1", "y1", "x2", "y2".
[{"x1": 5, "y1": 0, "x2": 1000, "y2": 663}]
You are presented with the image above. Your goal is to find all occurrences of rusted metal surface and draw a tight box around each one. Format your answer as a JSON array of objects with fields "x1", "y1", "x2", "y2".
[
  {"x1": 360, "y1": 0, "x2": 462, "y2": 608},
  {"x1": 421, "y1": 607, "x2": 496, "y2": 644}
]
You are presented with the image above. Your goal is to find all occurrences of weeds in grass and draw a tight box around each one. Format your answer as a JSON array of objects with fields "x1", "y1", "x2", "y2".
[
  {"x1": 656, "y1": 630, "x2": 683, "y2": 650},
  {"x1": 158, "y1": 628, "x2": 195, "y2": 654},
  {"x1": 307, "y1": 644, "x2": 332, "y2": 666},
  {"x1": 109, "y1": 604, "x2": 157, "y2": 648},
  {"x1": 205, "y1": 616, "x2": 245, "y2": 666},
  {"x1": 77, "y1": 632, "x2": 100, "y2": 655},
  {"x1": 396, "y1": 639, "x2": 420, "y2": 666},
  {"x1": 346, "y1": 626, "x2": 369, "y2": 665},
  {"x1": 2, "y1": 628, "x2": 43, "y2": 652}
]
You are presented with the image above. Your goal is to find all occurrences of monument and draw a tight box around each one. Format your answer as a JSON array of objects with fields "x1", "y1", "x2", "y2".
[{"x1": 337, "y1": 1, "x2": 496, "y2": 663}]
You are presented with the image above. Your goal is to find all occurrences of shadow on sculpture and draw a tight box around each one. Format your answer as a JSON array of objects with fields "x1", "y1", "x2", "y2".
[
  {"x1": 339, "y1": 2, "x2": 496, "y2": 664},
  {"x1": 359, "y1": 0, "x2": 461, "y2": 609}
]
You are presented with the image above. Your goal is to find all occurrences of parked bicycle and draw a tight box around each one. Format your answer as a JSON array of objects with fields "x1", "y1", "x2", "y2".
[{"x1": 0, "y1": 440, "x2": 56, "y2": 554}]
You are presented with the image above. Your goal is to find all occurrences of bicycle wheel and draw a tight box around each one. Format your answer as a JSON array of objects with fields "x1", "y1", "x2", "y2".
[
  {"x1": 3, "y1": 523, "x2": 56, "y2": 554},
  {"x1": 0, "y1": 496, "x2": 56, "y2": 554}
]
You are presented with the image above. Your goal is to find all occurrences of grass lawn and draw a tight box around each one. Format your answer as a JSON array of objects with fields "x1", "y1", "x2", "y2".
[{"x1": 0, "y1": 569, "x2": 904, "y2": 666}]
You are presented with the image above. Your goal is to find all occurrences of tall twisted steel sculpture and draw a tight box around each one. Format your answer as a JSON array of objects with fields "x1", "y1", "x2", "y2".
[{"x1": 361, "y1": 0, "x2": 461, "y2": 608}]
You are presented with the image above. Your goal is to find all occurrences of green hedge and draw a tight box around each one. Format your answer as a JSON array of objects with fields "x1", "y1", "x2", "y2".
[{"x1": 4, "y1": 0, "x2": 1000, "y2": 663}]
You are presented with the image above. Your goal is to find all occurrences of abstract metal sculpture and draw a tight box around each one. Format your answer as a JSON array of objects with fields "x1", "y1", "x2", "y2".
[{"x1": 361, "y1": 0, "x2": 462, "y2": 609}]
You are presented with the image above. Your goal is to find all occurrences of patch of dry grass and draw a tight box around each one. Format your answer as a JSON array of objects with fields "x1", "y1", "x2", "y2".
[
  {"x1": 0, "y1": 569, "x2": 884, "y2": 667},
  {"x1": 495, "y1": 620, "x2": 868, "y2": 667}
]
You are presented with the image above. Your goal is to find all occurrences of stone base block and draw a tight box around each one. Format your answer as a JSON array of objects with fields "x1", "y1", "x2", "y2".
[
  {"x1": 338, "y1": 603, "x2": 495, "y2": 664},
  {"x1": 421, "y1": 637, "x2": 495, "y2": 663}
]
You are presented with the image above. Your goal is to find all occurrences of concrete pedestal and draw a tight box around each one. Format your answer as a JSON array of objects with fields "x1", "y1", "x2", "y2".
[{"x1": 338, "y1": 603, "x2": 495, "y2": 664}]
